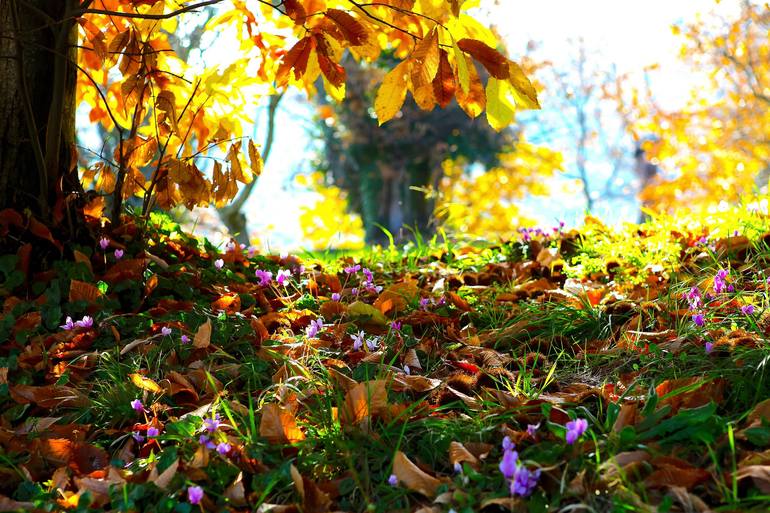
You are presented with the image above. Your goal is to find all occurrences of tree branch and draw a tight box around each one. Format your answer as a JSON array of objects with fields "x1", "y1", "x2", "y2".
[{"x1": 79, "y1": 0, "x2": 223, "y2": 20}]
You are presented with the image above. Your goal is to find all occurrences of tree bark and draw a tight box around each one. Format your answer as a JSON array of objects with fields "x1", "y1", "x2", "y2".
[{"x1": 0, "y1": 0, "x2": 78, "y2": 218}]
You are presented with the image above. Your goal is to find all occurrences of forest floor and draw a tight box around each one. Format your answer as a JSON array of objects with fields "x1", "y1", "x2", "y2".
[{"x1": 1, "y1": 210, "x2": 770, "y2": 513}]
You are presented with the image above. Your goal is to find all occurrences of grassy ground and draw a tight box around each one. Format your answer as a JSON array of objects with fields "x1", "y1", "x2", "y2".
[{"x1": 1, "y1": 210, "x2": 770, "y2": 512}]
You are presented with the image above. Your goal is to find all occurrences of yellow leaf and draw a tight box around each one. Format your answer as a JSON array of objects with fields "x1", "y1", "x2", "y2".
[
  {"x1": 455, "y1": 57, "x2": 485, "y2": 118},
  {"x1": 485, "y1": 77, "x2": 515, "y2": 131},
  {"x1": 227, "y1": 141, "x2": 251, "y2": 184},
  {"x1": 508, "y1": 60, "x2": 540, "y2": 109},
  {"x1": 341, "y1": 380, "x2": 388, "y2": 424},
  {"x1": 375, "y1": 62, "x2": 408, "y2": 125},
  {"x1": 451, "y1": 35, "x2": 470, "y2": 93},
  {"x1": 193, "y1": 319, "x2": 211, "y2": 349},
  {"x1": 129, "y1": 373, "x2": 162, "y2": 394},
  {"x1": 155, "y1": 90, "x2": 179, "y2": 135}
]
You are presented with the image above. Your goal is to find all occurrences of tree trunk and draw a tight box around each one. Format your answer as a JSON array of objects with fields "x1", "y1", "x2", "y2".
[{"x1": 0, "y1": 0, "x2": 78, "y2": 218}]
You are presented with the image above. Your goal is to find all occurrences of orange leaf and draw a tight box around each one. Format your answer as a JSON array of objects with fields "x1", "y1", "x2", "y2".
[
  {"x1": 276, "y1": 36, "x2": 313, "y2": 87},
  {"x1": 325, "y1": 9, "x2": 368, "y2": 46},
  {"x1": 314, "y1": 34, "x2": 346, "y2": 87},
  {"x1": 259, "y1": 403, "x2": 305, "y2": 444},
  {"x1": 341, "y1": 380, "x2": 388, "y2": 424},
  {"x1": 457, "y1": 38, "x2": 510, "y2": 79},
  {"x1": 432, "y1": 49, "x2": 456, "y2": 109}
]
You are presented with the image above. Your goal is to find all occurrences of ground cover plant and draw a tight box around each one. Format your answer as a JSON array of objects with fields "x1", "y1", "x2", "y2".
[{"x1": 1, "y1": 206, "x2": 770, "y2": 512}]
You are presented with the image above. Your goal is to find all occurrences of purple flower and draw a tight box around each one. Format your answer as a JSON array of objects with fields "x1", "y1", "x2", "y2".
[
  {"x1": 705, "y1": 342, "x2": 714, "y2": 354},
  {"x1": 502, "y1": 436, "x2": 515, "y2": 452},
  {"x1": 198, "y1": 434, "x2": 216, "y2": 449},
  {"x1": 181, "y1": 335, "x2": 190, "y2": 344},
  {"x1": 419, "y1": 297, "x2": 430, "y2": 310},
  {"x1": 331, "y1": 292, "x2": 341, "y2": 302},
  {"x1": 351, "y1": 330, "x2": 365, "y2": 351},
  {"x1": 685, "y1": 287, "x2": 701, "y2": 310},
  {"x1": 390, "y1": 321, "x2": 402, "y2": 332},
  {"x1": 365, "y1": 337, "x2": 379, "y2": 351},
  {"x1": 362, "y1": 268, "x2": 373, "y2": 284},
  {"x1": 255, "y1": 269, "x2": 273, "y2": 286},
  {"x1": 216, "y1": 442, "x2": 231, "y2": 455},
  {"x1": 388, "y1": 474, "x2": 398, "y2": 487},
  {"x1": 187, "y1": 486, "x2": 204, "y2": 505},
  {"x1": 510, "y1": 465, "x2": 541, "y2": 497},
  {"x1": 114, "y1": 249, "x2": 124, "y2": 260},
  {"x1": 403, "y1": 365, "x2": 410, "y2": 375},
  {"x1": 203, "y1": 414, "x2": 222, "y2": 433},
  {"x1": 247, "y1": 245, "x2": 258, "y2": 258},
  {"x1": 75, "y1": 316, "x2": 93, "y2": 329},
  {"x1": 130, "y1": 399, "x2": 144, "y2": 412},
  {"x1": 714, "y1": 269, "x2": 729, "y2": 294},
  {"x1": 499, "y1": 449, "x2": 519, "y2": 479},
  {"x1": 214, "y1": 258, "x2": 224, "y2": 270},
  {"x1": 147, "y1": 426, "x2": 159, "y2": 438},
  {"x1": 306, "y1": 318, "x2": 324, "y2": 338},
  {"x1": 453, "y1": 462, "x2": 462, "y2": 474},
  {"x1": 351, "y1": 287, "x2": 359, "y2": 296},
  {"x1": 99, "y1": 237, "x2": 110, "y2": 250},
  {"x1": 132, "y1": 431, "x2": 144, "y2": 443},
  {"x1": 565, "y1": 418, "x2": 588, "y2": 445},
  {"x1": 161, "y1": 326, "x2": 172, "y2": 336},
  {"x1": 225, "y1": 241, "x2": 236, "y2": 253},
  {"x1": 60, "y1": 316, "x2": 75, "y2": 331},
  {"x1": 527, "y1": 423, "x2": 540, "y2": 437},
  {"x1": 276, "y1": 269, "x2": 291, "y2": 286},
  {"x1": 741, "y1": 304, "x2": 755, "y2": 315},
  {"x1": 692, "y1": 312, "x2": 705, "y2": 327},
  {"x1": 344, "y1": 264, "x2": 361, "y2": 274}
]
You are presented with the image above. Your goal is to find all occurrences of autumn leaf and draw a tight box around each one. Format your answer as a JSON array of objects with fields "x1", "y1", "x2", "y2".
[
  {"x1": 455, "y1": 56, "x2": 485, "y2": 118},
  {"x1": 486, "y1": 77, "x2": 516, "y2": 131},
  {"x1": 248, "y1": 139, "x2": 263, "y2": 177},
  {"x1": 375, "y1": 62, "x2": 409, "y2": 125},
  {"x1": 68, "y1": 279, "x2": 103, "y2": 305},
  {"x1": 432, "y1": 49, "x2": 456, "y2": 109},
  {"x1": 392, "y1": 451, "x2": 442, "y2": 497},
  {"x1": 275, "y1": 36, "x2": 314, "y2": 87},
  {"x1": 193, "y1": 319, "x2": 212, "y2": 348},
  {"x1": 457, "y1": 38, "x2": 510, "y2": 79},
  {"x1": 259, "y1": 403, "x2": 306, "y2": 444},
  {"x1": 129, "y1": 373, "x2": 162, "y2": 394},
  {"x1": 325, "y1": 9, "x2": 368, "y2": 46},
  {"x1": 341, "y1": 380, "x2": 388, "y2": 424}
]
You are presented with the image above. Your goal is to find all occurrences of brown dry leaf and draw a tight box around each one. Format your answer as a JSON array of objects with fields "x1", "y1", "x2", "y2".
[
  {"x1": 665, "y1": 486, "x2": 713, "y2": 513},
  {"x1": 373, "y1": 281, "x2": 419, "y2": 315},
  {"x1": 72, "y1": 250, "x2": 93, "y2": 273},
  {"x1": 259, "y1": 403, "x2": 305, "y2": 444},
  {"x1": 735, "y1": 465, "x2": 770, "y2": 493},
  {"x1": 747, "y1": 398, "x2": 770, "y2": 426},
  {"x1": 391, "y1": 374, "x2": 441, "y2": 393},
  {"x1": 290, "y1": 465, "x2": 332, "y2": 513},
  {"x1": 656, "y1": 378, "x2": 723, "y2": 413},
  {"x1": 68, "y1": 279, "x2": 103, "y2": 305},
  {"x1": 75, "y1": 467, "x2": 125, "y2": 508},
  {"x1": 403, "y1": 349, "x2": 422, "y2": 370},
  {"x1": 448, "y1": 441, "x2": 479, "y2": 468},
  {"x1": 612, "y1": 402, "x2": 639, "y2": 432},
  {"x1": 9, "y1": 384, "x2": 88, "y2": 408},
  {"x1": 193, "y1": 319, "x2": 212, "y2": 348},
  {"x1": 392, "y1": 451, "x2": 442, "y2": 498},
  {"x1": 644, "y1": 457, "x2": 710, "y2": 490},
  {"x1": 211, "y1": 294, "x2": 241, "y2": 314},
  {"x1": 224, "y1": 472, "x2": 247, "y2": 506},
  {"x1": 129, "y1": 373, "x2": 162, "y2": 394},
  {"x1": 341, "y1": 380, "x2": 388, "y2": 424}
]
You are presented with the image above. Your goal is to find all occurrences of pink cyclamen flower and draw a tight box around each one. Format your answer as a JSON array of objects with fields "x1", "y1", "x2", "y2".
[
  {"x1": 99, "y1": 237, "x2": 110, "y2": 250},
  {"x1": 351, "y1": 287, "x2": 359, "y2": 296},
  {"x1": 331, "y1": 292, "x2": 341, "y2": 302},
  {"x1": 502, "y1": 436, "x2": 515, "y2": 452},
  {"x1": 187, "y1": 486, "x2": 204, "y2": 505},
  {"x1": 146, "y1": 427, "x2": 159, "y2": 437},
  {"x1": 276, "y1": 269, "x2": 291, "y2": 286},
  {"x1": 214, "y1": 259, "x2": 224, "y2": 270},
  {"x1": 527, "y1": 423, "x2": 540, "y2": 437},
  {"x1": 132, "y1": 431, "x2": 144, "y2": 443},
  {"x1": 565, "y1": 418, "x2": 588, "y2": 445},
  {"x1": 362, "y1": 268, "x2": 373, "y2": 284},
  {"x1": 351, "y1": 330, "x2": 365, "y2": 351},
  {"x1": 705, "y1": 342, "x2": 715, "y2": 354},
  {"x1": 75, "y1": 316, "x2": 93, "y2": 329},
  {"x1": 692, "y1": 313, "x2": 705, "y2": 327},
  {"x1": 365, "y1": 337, "x2": 379, "y2": 351},
  {"x1": 130, "y1": 399, "x2": 144, "y2": 412},
  {"x1": 741, "y1": 304, "x2": 755, "y2": 315},
  {"x1": 390, "y1": 321, "x2": 401, "y2": 331},
  {"x1": 216, "y1": 442, "x2": 231, "y2": 455},
  {"x1": 419, "y1": 297, "x2": 430, "y2": 310},
  {"x1": 60, "y1": 316, "x2": 75, "y2": 331},
  {"x1": 685, "y1": 287, "x2": 701, "y2": 310},
  {"x1": 255, "y1": 269, "x2": 273, "y2": 286},
  {"x1": 225, "y1": 241, "x2": 236, "y2": 253},
  {"x1": 499, "y1": 448, "x2": 519, "y2": 479},
  {"x1": 306, "y1": 318, "x2": 324, "y2": 338},
  {"x1": 510, "y1": 466, "x2": 541, "y2": 497},
  {"x1": 114, "y1": 249, "x2": 124, "y2": 260},
  {"x1": 161, "y1": 326, "x2": 172, "y2": 336},
  {"x1": 388, "y1": 474, "x2": 398, "y2": 487},
  {"x1": 247, "y1": 245, "x2": 258, "y2": 258},
  {"x1": 181, "y1": 335, "x2": 190, "y2": 344},
  {"x1": 344, "y1": 264, "x2": 361, "y2": 274},
  {"x1": 713, "y1": 269, "x2": 729, "y2": 294}
]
